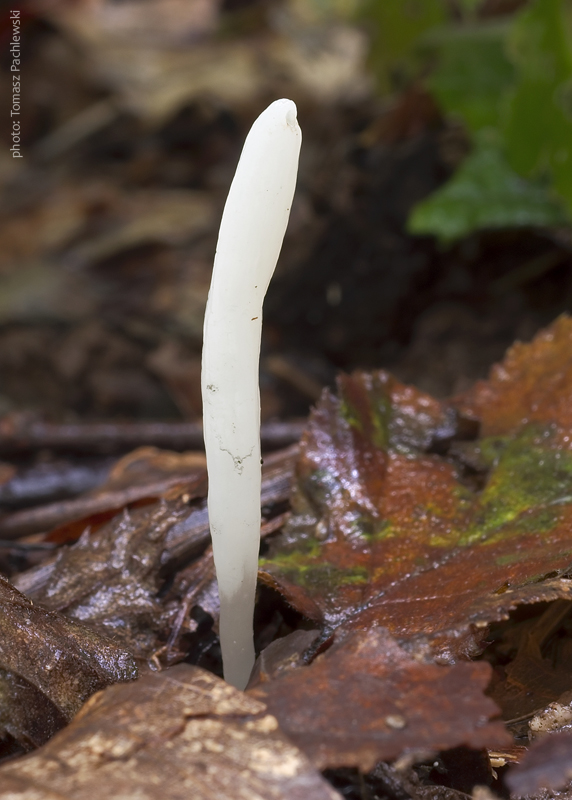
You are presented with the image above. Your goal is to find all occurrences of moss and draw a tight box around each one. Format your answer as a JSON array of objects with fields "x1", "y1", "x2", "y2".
[
  {"x1": 260, "y1": 549, "x2": 369, "y2": 591},
  {"x1": 339, "y1": 387, "x2": 392, "y2": 452},
  {"x1": 460, "y1": 424, "x2": 572, "y2": 545}
]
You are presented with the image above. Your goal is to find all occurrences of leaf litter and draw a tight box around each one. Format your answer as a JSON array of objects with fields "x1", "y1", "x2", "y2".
[
  {"x1": 249, "y1": 627, "x2": 510, "y2": 772},
  {"x1": 0, "y1": 575, "x2": 137, "y2": 753},
  {"x1": 259, "y1": 317, "x2": 572, "y2": 663},
  {"x1": 6, "y1": 317, "x2": 572, "y2": 795},
  {"x1": 0, "y1": 664, "x2": 340, "y2": 800}
]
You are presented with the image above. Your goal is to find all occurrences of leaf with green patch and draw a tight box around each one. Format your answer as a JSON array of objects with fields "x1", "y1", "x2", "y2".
[{"x1": 259, "y1": 317, "x2": 572, "y2": 657}]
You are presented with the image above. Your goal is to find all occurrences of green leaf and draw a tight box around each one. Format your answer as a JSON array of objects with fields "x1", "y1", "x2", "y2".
[
  {"x1": 408, "y1": 135, "x2": 569, "y2": 244},
  {"x1": 426, "y1": 23, "x2": 516, "y2": 132},
  {"x1": 504, "y1": 0, "x2": 572, "y2": 210},
  {"x1": 359, "y1": 0, "x2": 447, "y2": 90}
]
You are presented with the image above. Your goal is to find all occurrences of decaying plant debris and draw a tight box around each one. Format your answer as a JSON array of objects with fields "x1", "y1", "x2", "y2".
[
  {"x1": 0, "y1": 576, "x2": 137, "y2": 753},
  {"x1": 0, "y1": 665, "x2": 340, "y2": 800},
  {"x1": 3, "y1": 318, "x2": 572, "y2": 797},
  {"x1": 3, "y1": 2, "x2": 572, "y2": 797}
]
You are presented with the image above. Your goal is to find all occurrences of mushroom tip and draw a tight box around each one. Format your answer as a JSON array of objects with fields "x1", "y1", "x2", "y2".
[
  {"x1": 264, "y1": 98, "x2": 299, "y2": 133},
  {"x1": 286, "y1": 104, "x2": 298, "y2": 130}
]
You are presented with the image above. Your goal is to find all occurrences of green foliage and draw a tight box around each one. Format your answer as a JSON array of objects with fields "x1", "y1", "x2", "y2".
[
  {"x1": 504, "y1": 0, "x2": 572, "y2": 204},
  {"x1": 360, "y1": 0, "x2": 446, "y2": 91},
  {"x1": 425, "y1": 23, "x2": 515, "y2": 132},
  {"x1": 361, "y1": 0, "x2": 572, "y2": 242},
  {"x1": 409, "y1": 133, "x2": 569, "y2": 244}
]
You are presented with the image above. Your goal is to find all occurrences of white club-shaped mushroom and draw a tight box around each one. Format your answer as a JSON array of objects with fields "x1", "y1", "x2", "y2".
[{"x1": 201, "y1": 99, "x2": 302, "y2": 690}]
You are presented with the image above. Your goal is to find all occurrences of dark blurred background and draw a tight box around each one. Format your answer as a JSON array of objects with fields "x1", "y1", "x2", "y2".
[{"x1": 1, "y1": 0, "x2": 571, "y2": 428}]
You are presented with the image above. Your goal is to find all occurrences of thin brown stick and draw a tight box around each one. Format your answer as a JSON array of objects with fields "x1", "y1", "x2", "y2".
[{"x1": 0, "y1": 419, "x2": 306, "y2": 456}]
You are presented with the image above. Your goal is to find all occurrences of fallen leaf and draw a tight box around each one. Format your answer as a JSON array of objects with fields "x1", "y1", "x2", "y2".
[
  {"x1": 506, "y1": 731, "x2": 572, "y2": 796},
  {"x1": 90, "y1": 445, "x2": 207, "y2": 495},
  {"x1": 0, "y1": 576, "x2": 137, "y2": 751},
  {"x1": 488, "y1": 600, "x2": 572, "y2": 722},
  {"x1": 247, "y1": 629, "x2": 322, "y2": 689},
  {"x1": 0, "y1": 462, "x2": 15, "y2": 487},
  {"x1": 65, "y1": 190, "x2": 215, "y2": 267},
  {"x1": 0, "y1": 663, "x2": 342, "y2": 800},
  {"x1": 14, "y1": 446, "x2": 297, "y2": 660},
  {"x1": 259, "y1": 323, "x2": 572, "y2": 657},
  {"x1": 38, "y1": 0, "x2": 222, "y2": 45},
  {"x1": 17, "y1": 500, "x2": 193, "y2": 660},
  {"x1": 453, "y1": 314, "x2": 572, "y2": 438},
  {"x1": 250, "y1": 628, "x2": 510, "y2": 771}
]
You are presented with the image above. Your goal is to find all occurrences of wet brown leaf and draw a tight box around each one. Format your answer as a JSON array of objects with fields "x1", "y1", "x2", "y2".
[
  {"x1": 488, "y1": 600, "x2": 572, "y2": 722},
  {"x1": 17, "y1": 500, "x2": 192, "y2": 660},
  {"x1": 250, "y1": 628, "x2": 510, "y2": 771},
  {"x1": 453, "y1": 314, "x2": 572, "y2": 438},
  {"x1": 14, "y1": 445, "x2": 297, "y2": 660},
  {"x1": 506, "y1": 731, "x2": 572, "y2": 796},
  {"x1": 259, "y1": 329, "x2": 572, "y2": 657},
  {"x1": 0, "y1": 576, "x2": 137, "y2": 750},
  {"x1": 0, "y1": 663, "x2": 342, "y2": 800}
]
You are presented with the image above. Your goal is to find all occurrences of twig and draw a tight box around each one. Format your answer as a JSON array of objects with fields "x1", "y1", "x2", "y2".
[{"x1": 0, "y1": 418, "x2": 306, "y2": 457}]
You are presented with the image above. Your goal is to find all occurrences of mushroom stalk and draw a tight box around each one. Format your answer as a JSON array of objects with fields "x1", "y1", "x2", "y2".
[{"x1": 201, "y1": 99, "x2": 301, "y2": 689}]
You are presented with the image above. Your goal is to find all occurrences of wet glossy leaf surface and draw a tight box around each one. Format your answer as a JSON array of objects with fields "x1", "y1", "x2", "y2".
[
  {"x1": 250, "y1": 628, "x2": 510, "y2": 772},
  {"x1": 18, "y1": 500, "x2": 191, "y2": 661},
  {"x1": 12, "y1": 447, "x2": 297, "y2": 664},
  {"x1": 0, "y1": 663, "x2": 341, "y2": 800},
  {"x1": 260, "y1": 318, "x2": 572, "y2": 657},
  {"x1": 0, "y1": 576, "x2": 137, "y2": 752}
]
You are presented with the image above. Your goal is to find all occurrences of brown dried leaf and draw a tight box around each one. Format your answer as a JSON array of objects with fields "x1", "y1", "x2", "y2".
[
  {"x1": 488, "y1": 600, "x2": 572, "y2": 722},
  {"x1": 0, "y1": 576, "x2": 137, "y2": 750},
  {"x1": 18, "y1": 500, "x2": 193, "y2": 659},
  {"x1": 14, "y1": 446, "x2": 297, "y2": 660},
  {"x1": 453, "y1": 314, "x2": 572, "y2": 437},
  {"x1": 0, "y1": 663, "x2": 342, "y2": 800},
  {"x1": 250, "y1": 628, "x2": 510, "y2": 772},
  {"x1": 259, "y1": 335, "x2": 572, "y2": 657},
  {"x1": 506, "y1": 731, "x2": 572, "y2": 796},
  {"x1": 90, "y1": 446, "x2": 207, "y2": 496},
  {"x1": 40, "y1": 0, "x2": 222, "y2": 47},
  {"x1": 247, "y1": 629, "x2": 322, "y2": 689},
  {"x1": 0, "y1": 462, "x2": 15, "y2": 486},
  {"x1": 65, "y1": 190, "x2": 215, "y2": 267}
]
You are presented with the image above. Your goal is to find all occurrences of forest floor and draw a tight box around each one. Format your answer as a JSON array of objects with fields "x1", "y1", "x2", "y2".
[{"x1": 2, "y1": 2, "x2": 572, "y2": 798}]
